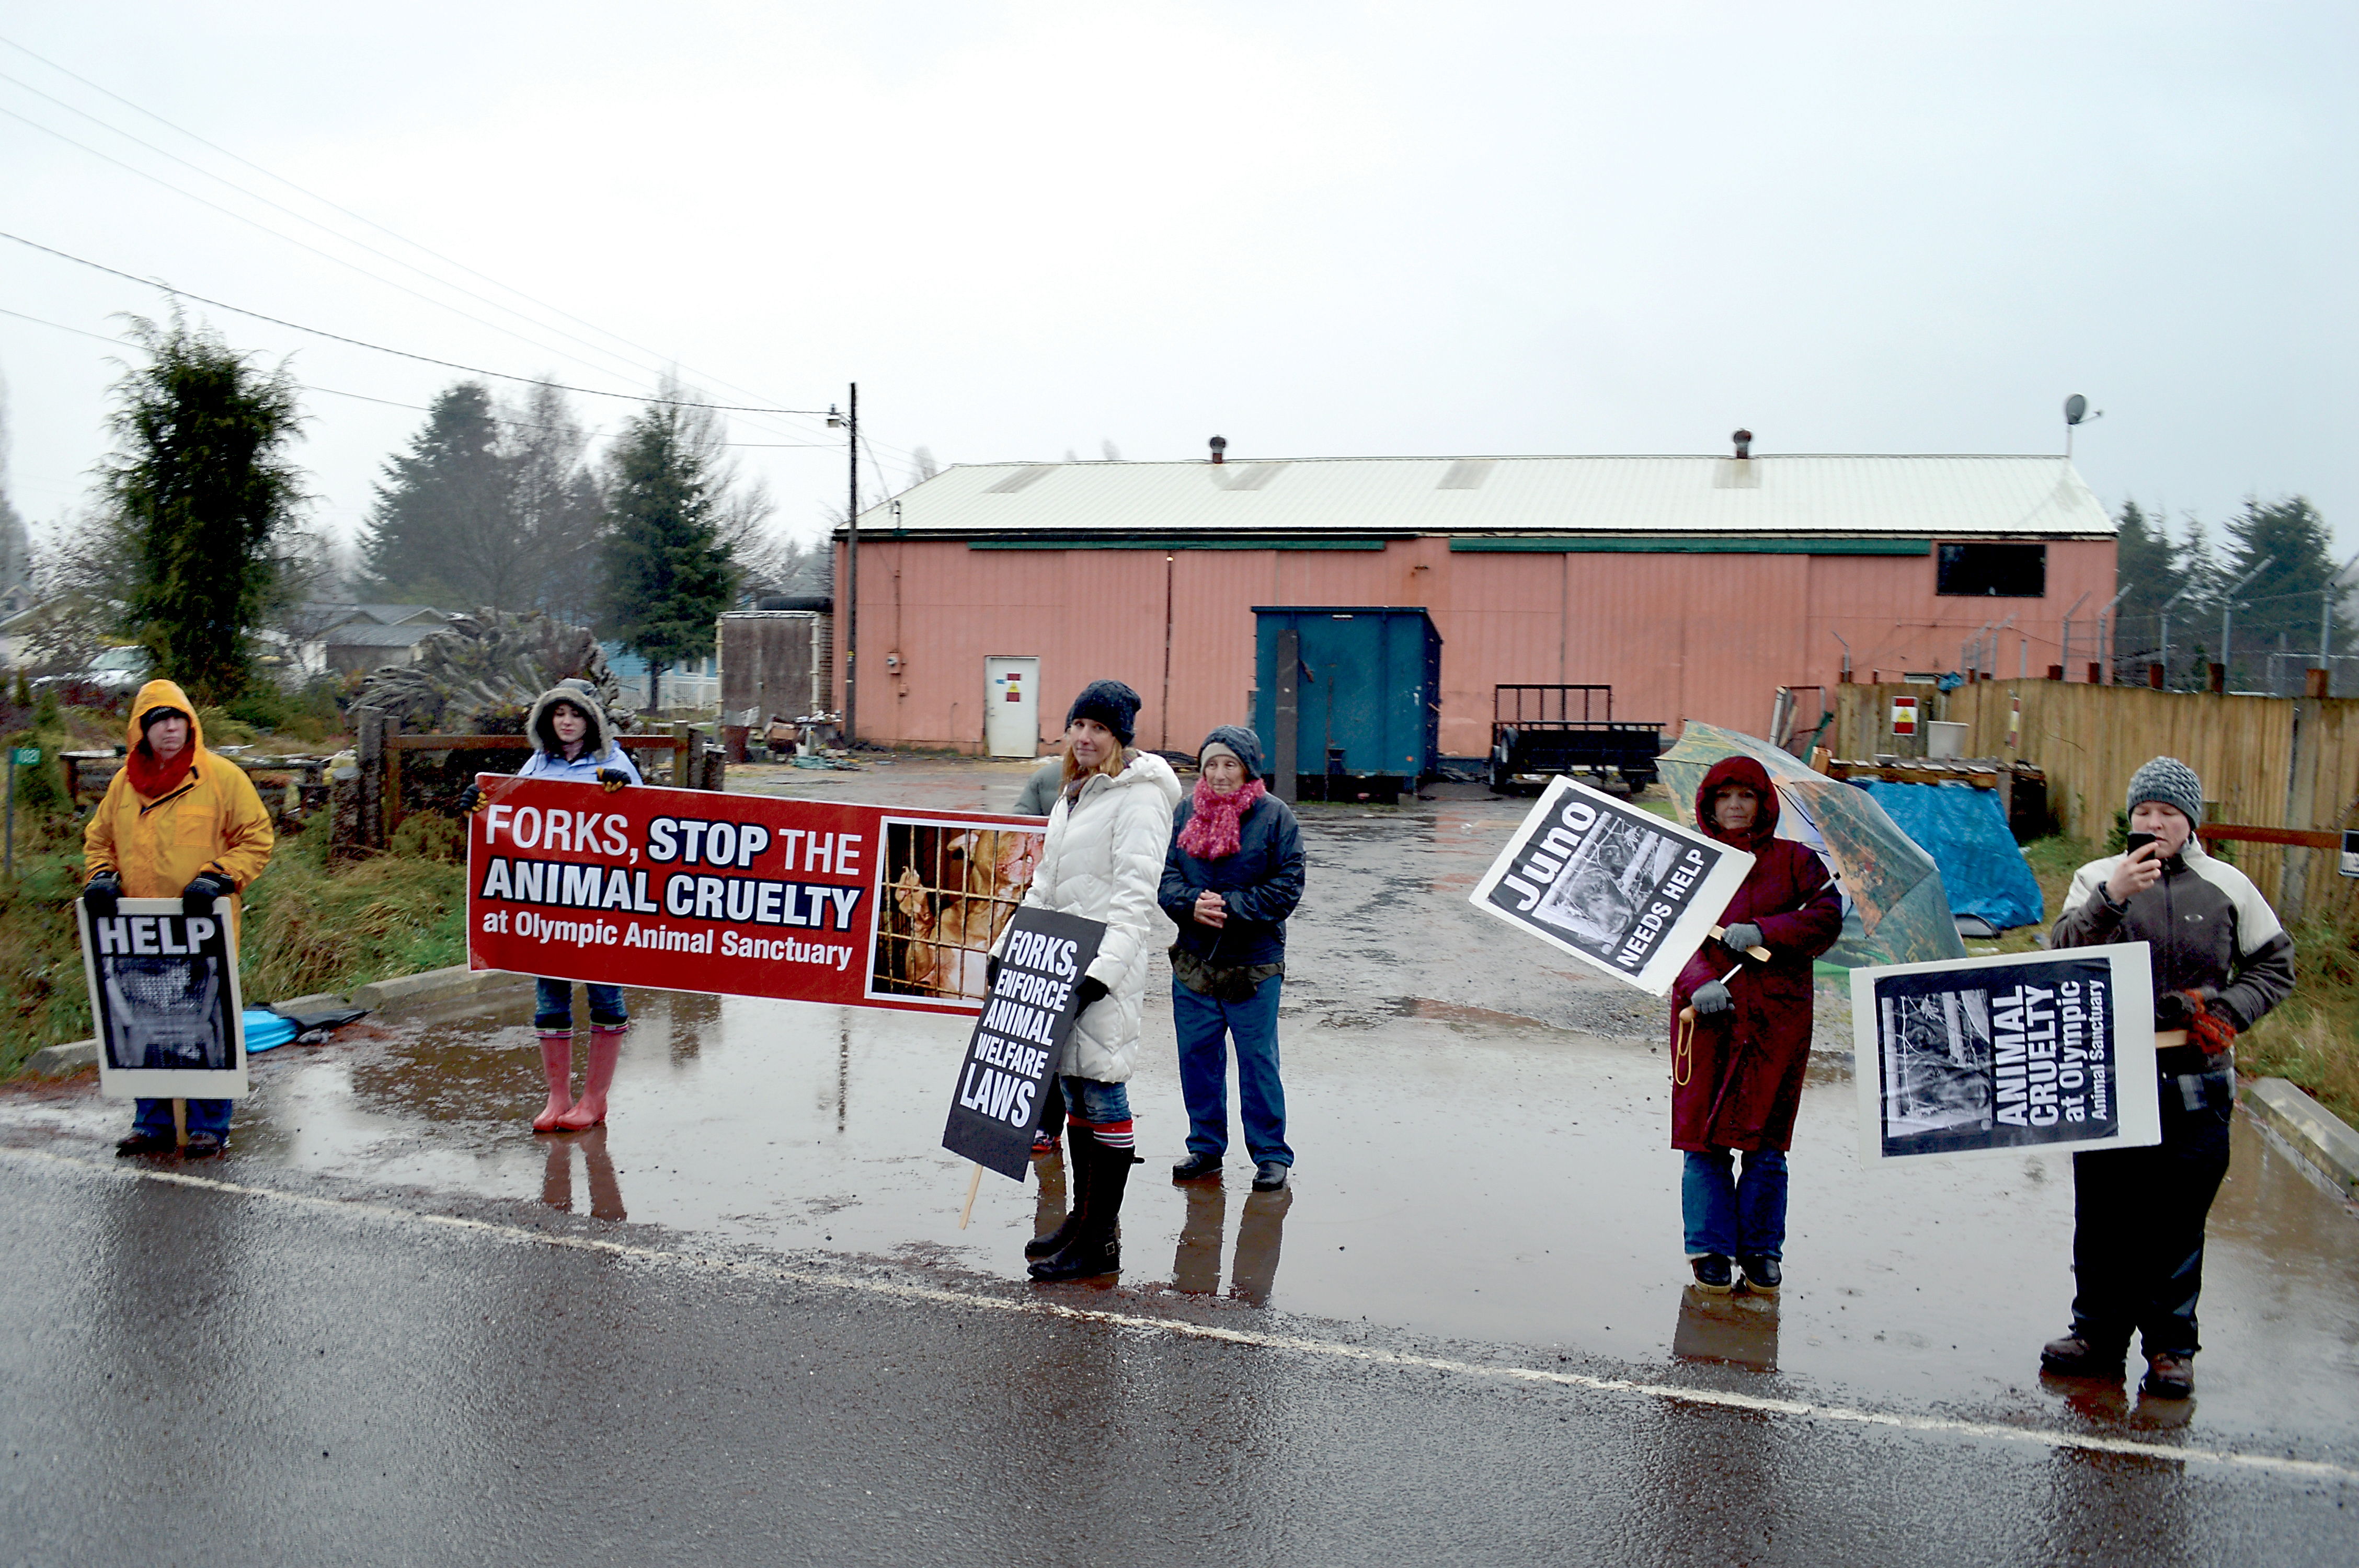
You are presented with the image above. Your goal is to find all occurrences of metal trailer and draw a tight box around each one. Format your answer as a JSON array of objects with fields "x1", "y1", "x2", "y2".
[
  {"x1": 1488, "y1": 685, "x2": 1664, "y2": 794},
  {"x1": 717, "y1": 605, "x2": 834, "y2": 750},
  {"x1": 1252, "y1": 607, "x2": 1442, "y2": 804}
]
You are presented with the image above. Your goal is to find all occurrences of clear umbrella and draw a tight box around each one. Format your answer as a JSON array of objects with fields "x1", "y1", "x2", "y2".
[{"x1": 1656, "y1": 722, "x2": 1966, "y2": 969}]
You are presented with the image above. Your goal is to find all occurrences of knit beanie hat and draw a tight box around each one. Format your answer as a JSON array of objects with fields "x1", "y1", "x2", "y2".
[
  {"x1": 1066, "y1": 679, "x2": 1141, "y2": 745},
  {"x1": 1196, "y1": 724, "x2": 1265, "y2": 777},
  {"x1": 2126, "y1": 756, "x2": 2204, "y2": 827}
]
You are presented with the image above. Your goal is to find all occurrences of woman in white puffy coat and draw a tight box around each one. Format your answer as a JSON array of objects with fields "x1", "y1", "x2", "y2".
[{"x1": 994, "y1": 678, "x2": 1181, "y2": 1281}]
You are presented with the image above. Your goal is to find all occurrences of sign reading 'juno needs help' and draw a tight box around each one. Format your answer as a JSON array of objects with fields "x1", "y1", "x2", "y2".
[{"x1": 466, "y1": 776, "x2": 1047, "y2": 1013}]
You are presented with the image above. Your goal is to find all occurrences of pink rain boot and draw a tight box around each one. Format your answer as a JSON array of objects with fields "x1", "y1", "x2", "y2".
[
  {"x1": 532, "y1": 1031, "x2": 575, "y2": 1133},
  {"x1": 556, "y1": 1023, "x2": 624, "y2": 1130}
]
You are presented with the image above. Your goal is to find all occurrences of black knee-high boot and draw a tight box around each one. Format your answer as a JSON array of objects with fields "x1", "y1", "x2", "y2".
[
  {"x1": 1025, "y1": 1126, "x2": 1091, "y2": 1260},
  {"x1": 1030, "y1": 1135, "x2": 1129, "y2": 1281}
]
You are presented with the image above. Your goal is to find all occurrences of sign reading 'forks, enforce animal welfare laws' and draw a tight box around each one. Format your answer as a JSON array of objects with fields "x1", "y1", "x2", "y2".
[{"x1": 465, "y1": 777, "x2": 1047, "y2": 1014}]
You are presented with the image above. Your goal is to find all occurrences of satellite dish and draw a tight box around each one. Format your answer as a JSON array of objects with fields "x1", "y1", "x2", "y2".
[{"x1": 2064, "y1": 394, "x2": 2088, "y2": 425}]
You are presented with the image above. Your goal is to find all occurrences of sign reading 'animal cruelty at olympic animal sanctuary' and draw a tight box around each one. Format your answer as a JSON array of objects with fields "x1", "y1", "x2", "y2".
[
  {"x1": 466, "y1": 777, "x2": 1046, "y2": 1013},
  {"x1": 1850, "y1": 944, "x2": 2160, "y2": 1162},
  {"x1": 942, "y1": 907, "x2": 1105, "y2": 1181},
  {"x1": 79, "y1": 897, "x2": 248, "y2": 1100},
  {"x1": 1468, "y1": 776, "x2": 1756, "y2": 997}
]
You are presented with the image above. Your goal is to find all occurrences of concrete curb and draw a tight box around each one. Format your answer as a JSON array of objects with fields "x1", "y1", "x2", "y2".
[
  {"x1": 16, "y1": 966, "x2": 528, "y2": 1079},
  {"x1": 2245, "y1": 1077, "x2": 2359, "y2": 1203},
  {"x1": 346, "y1": 964, "x2": 526, "y2": 1012},
  {"x1": 26, "y1": 1040, "x2": 98, "y2": 1076}
]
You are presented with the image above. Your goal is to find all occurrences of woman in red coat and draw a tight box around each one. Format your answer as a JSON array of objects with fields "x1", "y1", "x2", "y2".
[{"x1": 1669, "y1": 756, "x2": 1843, "y2": 1295}]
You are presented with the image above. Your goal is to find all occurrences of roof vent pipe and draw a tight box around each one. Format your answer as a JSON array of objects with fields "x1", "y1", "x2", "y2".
[
  {"x1": 1208, "y1": 435, "x2": 1227, "y2": 464},
  {"x1": 1732, "y1": 429, "x2": 1753, "y2": 459}
]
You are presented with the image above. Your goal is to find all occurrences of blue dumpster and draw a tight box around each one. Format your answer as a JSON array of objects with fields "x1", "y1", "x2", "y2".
[{"x1": 1252, "y1": 607, "x2": 1442, "y2": 802}]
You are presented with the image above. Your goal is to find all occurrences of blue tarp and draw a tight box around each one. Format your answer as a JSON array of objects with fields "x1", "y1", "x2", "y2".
[
  {"x1": 242, "y1": 1009, "x2": 297, "y2": 1052},
  {"x1": 1852, "y1": 781, "x2": 2045, "y2": 931}
]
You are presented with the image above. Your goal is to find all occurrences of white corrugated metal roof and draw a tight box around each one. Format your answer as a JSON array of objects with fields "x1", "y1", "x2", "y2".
[{"x1": 849, "y1": 454, "x2": 2113, "y2": 539}]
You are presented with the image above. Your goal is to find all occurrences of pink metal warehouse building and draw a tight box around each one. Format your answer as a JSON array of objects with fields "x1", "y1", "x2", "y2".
[{"x1": 828, "y1": 445, "x2": 2117, "y2": 760}]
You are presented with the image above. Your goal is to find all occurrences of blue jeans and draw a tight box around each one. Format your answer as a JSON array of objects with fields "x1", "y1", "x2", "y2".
[
  {"x1": 1682, "y1": 1147, "x2": 1788, "y2": 1259},
  {"x1": 1173, "y1": 974, "x2": 1291, "y2": 1167},
  {"x1": 1061, "y1": 1076, "x2": 1131, "y2": 1125},
  {"x1": 535, "y1": 978, "x2": 626, "y2": 1031},
  {"x1": 134, "y1": 1098, "x2": 231, "y2": 1137}
]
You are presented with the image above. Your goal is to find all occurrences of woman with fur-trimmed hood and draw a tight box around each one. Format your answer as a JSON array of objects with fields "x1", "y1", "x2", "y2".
[{"x1": 459, "y1": 682, "x2": 642, "y2": 1132}]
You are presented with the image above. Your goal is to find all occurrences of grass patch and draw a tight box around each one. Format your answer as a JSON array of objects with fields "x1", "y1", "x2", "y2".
[
  {"x1": 1, "y1": 812, "x2": 466, "y2": 1080},
  {"x1": 2237, "y1": 910, "x2": 2359, "y2": 1127}
]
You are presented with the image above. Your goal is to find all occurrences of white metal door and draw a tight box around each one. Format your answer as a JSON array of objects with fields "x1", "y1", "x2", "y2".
[{"x1": 983, "y1": 656, "x2": 1040, "y2": 757}]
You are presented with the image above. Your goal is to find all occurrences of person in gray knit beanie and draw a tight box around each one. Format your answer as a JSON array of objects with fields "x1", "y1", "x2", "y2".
[
  {"x1": 2039, "y1": 753, "x2": 2295, "y2": 1399},
  {"x1": 2126, "y1": 756, "x2": 2205, "y2": 828}
]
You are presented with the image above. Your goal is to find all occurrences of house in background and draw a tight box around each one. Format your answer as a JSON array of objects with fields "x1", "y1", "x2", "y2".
[
  {"x1": 295, "y1": 604, "x2": 455, "y2": 677},
  {"x1": 601, "y1": 643, "x2": 720, "y2": 712},
  {"x1": 828, "y1": 438, "x2": 2118, "y2": 758}
]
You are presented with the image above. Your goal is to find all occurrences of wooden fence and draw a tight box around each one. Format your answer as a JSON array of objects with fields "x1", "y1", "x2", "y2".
[
  {"x1": 1834, "y1": 680, "x2": 2359, "y2": 919},
  {"x1": 345, "y1": 709, "x2": 725, "y2": 856}
]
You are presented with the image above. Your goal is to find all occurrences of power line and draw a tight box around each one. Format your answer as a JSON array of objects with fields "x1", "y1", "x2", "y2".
[
  {"x1": 0, "y1": 302, "x2": 844, "y2": 450},
  {"x1": 0, "y1": 101, "x2": 717, "y2": 401},
  {"x1": 0, "y1": 36, "x2": 870, "y2": 452},
  {"x1": 0, "y1": 230, "x2": 832, "y2": 416},
  {"x1": 0, "y1": 66, "x2": 697, "y2": 401}
]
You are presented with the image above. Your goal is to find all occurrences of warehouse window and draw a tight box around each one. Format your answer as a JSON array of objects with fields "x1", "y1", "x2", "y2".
[{"x1": 1937, "y1": 543, "x2": 2046, "y2": 597}]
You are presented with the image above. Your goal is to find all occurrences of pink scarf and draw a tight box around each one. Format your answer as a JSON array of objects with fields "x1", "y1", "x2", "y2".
[{"x1": 1177, "y1": 777, "x2": 1265, "y2": 860}]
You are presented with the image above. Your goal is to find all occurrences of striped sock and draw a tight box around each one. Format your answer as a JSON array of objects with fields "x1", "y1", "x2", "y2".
[{"x1": 1074, "y1": 1117, "x2": 1135, "y2": 1150}]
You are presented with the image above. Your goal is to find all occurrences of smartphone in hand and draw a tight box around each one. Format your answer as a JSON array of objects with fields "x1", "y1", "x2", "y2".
[{"x1": 2125, "y1": 831, "x2": 2158, "y2": 858}]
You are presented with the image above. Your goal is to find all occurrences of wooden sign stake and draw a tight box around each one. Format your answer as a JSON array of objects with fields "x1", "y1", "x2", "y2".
[
  {"x1": 171, "y1": 1098, "x2": 188, "y2": 1149},
  {"x1": 958, "y1": 1162, "x2": 983, "y2": 1230}
]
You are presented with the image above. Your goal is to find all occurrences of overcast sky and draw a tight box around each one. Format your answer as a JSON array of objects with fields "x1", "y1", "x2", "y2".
[{"x1": 2, "y1": 2, "x2": 2350, "y2": 568}]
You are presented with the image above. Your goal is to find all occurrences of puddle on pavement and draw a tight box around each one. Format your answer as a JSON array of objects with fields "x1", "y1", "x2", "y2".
[{"x1": 7, "y1": 756, "x2": 2355, "y2": 1459}]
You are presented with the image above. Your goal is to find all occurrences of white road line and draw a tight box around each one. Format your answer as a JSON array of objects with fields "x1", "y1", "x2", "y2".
[{"x1": 7, "y1": 1145, "x2": 2352, "y2": 1484}]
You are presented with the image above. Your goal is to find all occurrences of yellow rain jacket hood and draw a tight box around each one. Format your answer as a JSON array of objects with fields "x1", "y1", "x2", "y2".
[{"x1": 83, "y1": 679, "x2": 276, "y2": 933}]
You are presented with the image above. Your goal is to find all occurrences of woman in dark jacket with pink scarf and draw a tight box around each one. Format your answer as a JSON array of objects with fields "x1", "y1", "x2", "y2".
[
  {"x1": 1670, "y1": 755, "x2": 1843, "y2": 1294},
  {"x1": 1160, "y1": 725, "x2": 1306, "y2": 1193}
]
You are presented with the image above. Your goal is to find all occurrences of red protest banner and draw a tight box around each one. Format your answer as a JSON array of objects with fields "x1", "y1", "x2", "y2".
[{"x1": 465, "y1": 776, "x2": 1046, "y2": 1014}]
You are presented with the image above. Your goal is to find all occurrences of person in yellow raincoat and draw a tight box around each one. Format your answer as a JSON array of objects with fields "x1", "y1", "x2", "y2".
[{"x1": 83, "y1": 679, "x2": 275, "y2": 1157}]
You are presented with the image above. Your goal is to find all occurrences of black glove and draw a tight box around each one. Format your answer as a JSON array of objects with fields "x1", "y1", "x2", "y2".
[
  {"x1": 457, "y1": 781, "x2": 486, "y2": 814},
  {"x1": 596, "y1": 767, "x2": 631, "y2": 793},
  {"x1": 1691, "y1": 980, "x2": 1733, "y2": 1017},
  {"x1": 83, "y1": 872, "x2": 122, "y2": 921},
  {"x1": 1074, "y1": 975, "x2": 1110, "y2": 1012},
  {"x1": 1721, "y1": 923, "x2": 1764, "y2": 953},
  {"x1": 182, "y1": 870, "x2": 235, "y2": 917},
  {"x1": 985, "y1": 954, "x2": 1003, "y2": 993},
  {"x1": 2154, "y1": 991, "x2": 2192, "y2": 1031}
]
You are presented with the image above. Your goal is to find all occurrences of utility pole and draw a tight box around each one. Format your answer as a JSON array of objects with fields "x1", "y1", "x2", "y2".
[{"x1": 831, "y1": 384, "x2": 860, "y2": 746}]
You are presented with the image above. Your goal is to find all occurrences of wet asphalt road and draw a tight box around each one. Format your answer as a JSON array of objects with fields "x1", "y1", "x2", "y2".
[
  {"x1": 4, "y1": 757, "x2": 2357, "y2": 1563},
  {"x1": 4, "y1": 1152, "x2": 2354, "y2": 1568}
]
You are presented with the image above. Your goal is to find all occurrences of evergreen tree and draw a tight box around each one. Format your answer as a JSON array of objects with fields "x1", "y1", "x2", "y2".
[
  {"x1": 100, "y1": 316, "x2": 305, "y2": 705},
  {"x1": 501, "y1": 384, "x2": 609, "y2": 629},
  {"x1": 357, "y1": 382, "x2": 506, "y2": 606},
  {"x1": 2165, "y1": 517, "x2": 2219, "y2": 689},
  {"x1": 603, "y1": 399, "x2": 735, "y2": 710},
  {"x1": 2220, "y1": 496, "x2": 2335, "y2": 679},
  {"x1": 2111, "y1": 500, "x2": 2179, "y2": 672}
]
